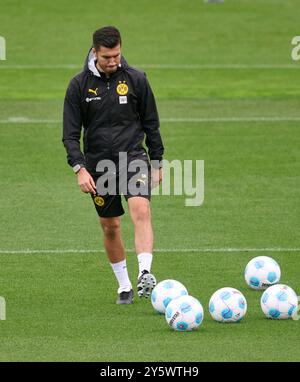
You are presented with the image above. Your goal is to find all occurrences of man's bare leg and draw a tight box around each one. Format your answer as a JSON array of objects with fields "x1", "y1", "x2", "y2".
[
  {"x1": 100, "y1": 216, "x2": 133, "y2": 303},
  {"x1": 128, "y1": 197, "x2": 156, "y2": 298}
]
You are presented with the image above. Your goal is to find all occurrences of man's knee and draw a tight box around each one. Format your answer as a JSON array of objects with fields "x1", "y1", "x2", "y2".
[
  {"x1": 100, "y1": 217, "x2": 121, "y2": 240},
  {"x1": 131, "y1": 202, "x2": 151, "y2": 223}
]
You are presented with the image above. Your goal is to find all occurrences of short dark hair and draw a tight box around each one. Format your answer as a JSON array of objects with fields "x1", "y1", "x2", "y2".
[{"x1": 93, "y1": 26, "x2": 121, "y2": 50}]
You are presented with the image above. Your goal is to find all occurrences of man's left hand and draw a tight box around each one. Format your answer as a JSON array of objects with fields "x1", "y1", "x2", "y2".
[{"x1": 151, "y1": 167, "x2": 163, "y2": 189}]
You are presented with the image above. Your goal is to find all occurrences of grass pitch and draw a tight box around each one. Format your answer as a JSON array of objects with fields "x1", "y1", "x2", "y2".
[{"x1": 0, "y1": 0, "x2": 300, "y2": 361}]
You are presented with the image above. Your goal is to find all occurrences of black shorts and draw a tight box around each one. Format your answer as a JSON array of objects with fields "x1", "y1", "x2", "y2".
[{"x1": 90, "y1": 155, "x2": 151, "y2": 218}]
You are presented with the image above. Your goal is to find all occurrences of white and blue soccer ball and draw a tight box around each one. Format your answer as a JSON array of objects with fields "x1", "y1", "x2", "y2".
[
  {"x1": 165, "y1": 295, "x2": 204, "y2": 331},
  {"x1": 244, "y1": 256, "x2": 281, "y2": 290},
  {"x1": 261, "y1": 284, "x2": 298, "y2": 319},
  {"x1": 209, "y1": 287, "x2": 247, "y2": 323},
  {"x1": 151, "y1": 279, "x2": 188, "y2": 314}
]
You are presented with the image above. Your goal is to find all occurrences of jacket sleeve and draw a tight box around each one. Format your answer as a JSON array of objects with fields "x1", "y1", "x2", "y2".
[
  {"x1": 138, "y1": 74, "x2": 164, "y2": 167},
  {"x1": 62, "y1": 78, "x2": 86, "y2": 167}
]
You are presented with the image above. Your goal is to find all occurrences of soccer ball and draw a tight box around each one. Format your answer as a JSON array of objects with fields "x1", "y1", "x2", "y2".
[
  {"x1": 151, "y1": 279, "x2": 188, "y2": 314},
  {"x1": 165, "y1": 295, "x2": 204, "y2": 331},
  {"x1": 244, "y1": 256, "x2": 281, "y2": 290},
  {"x1": 209, "y1": 287, "x2": 247, "y2": 323},
  {"x1": 261, "y1": 284, "x2": 298, "y2": 319}
]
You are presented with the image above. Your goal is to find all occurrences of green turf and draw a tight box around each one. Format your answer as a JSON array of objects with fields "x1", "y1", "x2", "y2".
[{"x1": 0, "y1": 0, "x2": 300, "y2": 362}]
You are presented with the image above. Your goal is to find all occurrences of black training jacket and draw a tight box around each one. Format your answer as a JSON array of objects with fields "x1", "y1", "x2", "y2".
[{"x1": 62, "y1": 48, "x2": 164, "y2": 173}]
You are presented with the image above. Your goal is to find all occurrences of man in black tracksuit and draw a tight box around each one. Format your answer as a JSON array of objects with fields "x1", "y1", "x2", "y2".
[{"x1": 62, "y1": 26, "x2": 164, "y2": 304}]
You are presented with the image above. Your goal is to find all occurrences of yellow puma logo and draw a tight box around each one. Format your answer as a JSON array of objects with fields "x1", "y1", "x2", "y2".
[{"x1": 88, "y1": 88, "x2": 98, "y2": 96}]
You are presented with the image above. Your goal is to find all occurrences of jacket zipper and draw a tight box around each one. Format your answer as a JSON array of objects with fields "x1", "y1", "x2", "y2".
[{"x1": 106, "y1": 77, "x2": 113, "y2": 158}]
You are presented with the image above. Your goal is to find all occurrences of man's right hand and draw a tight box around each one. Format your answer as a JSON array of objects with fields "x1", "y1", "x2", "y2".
[{"x1": 77, "y1": 168, "x2": 97, "y2": 195}]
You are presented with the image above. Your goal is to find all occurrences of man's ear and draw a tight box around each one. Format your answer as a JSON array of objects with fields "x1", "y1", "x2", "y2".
[{"x1": 92, "y1": 47, "x2": 97, "y2": 59}]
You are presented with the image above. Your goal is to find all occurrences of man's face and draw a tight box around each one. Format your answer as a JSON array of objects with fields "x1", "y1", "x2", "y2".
[{"x1": 93, "y1": 44, "x2": 121, "y2": 75}]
